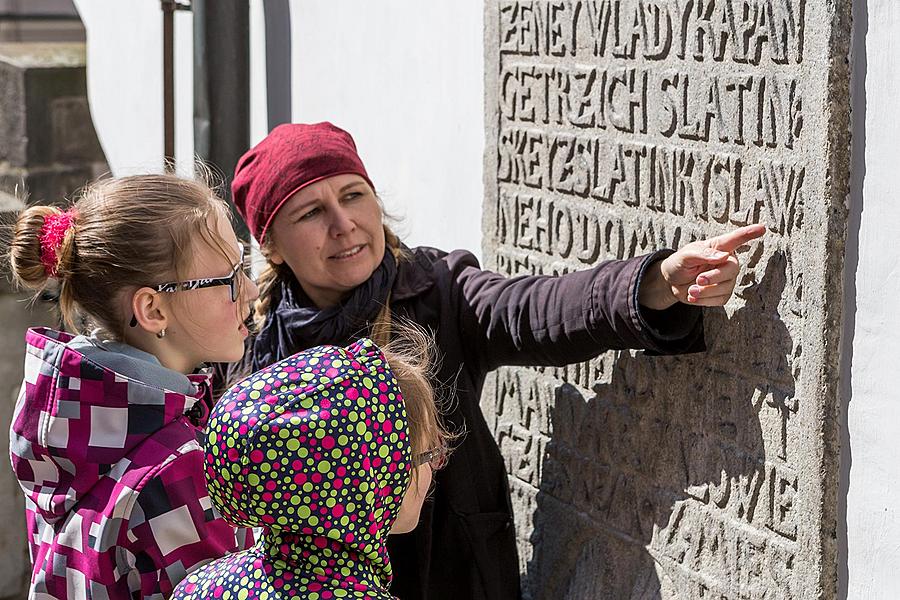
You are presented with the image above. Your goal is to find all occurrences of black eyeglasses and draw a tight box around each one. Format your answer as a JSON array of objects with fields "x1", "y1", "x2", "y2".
[{"x1": 129, "y1": 243, "x2": 249, "y2": 328}]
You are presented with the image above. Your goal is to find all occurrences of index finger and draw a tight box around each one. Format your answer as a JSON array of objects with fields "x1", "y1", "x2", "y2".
[{"x1": 709, "y1": 223, "x2": 766, "y2": 253}]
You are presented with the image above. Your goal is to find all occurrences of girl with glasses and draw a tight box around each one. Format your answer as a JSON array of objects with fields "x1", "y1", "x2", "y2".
[
  {"x1": 173, "y1": 327, "x2": 450, "y2": 599},
  {"x1": 8, "y1": 173, "x2": 259, "y2": 599}
]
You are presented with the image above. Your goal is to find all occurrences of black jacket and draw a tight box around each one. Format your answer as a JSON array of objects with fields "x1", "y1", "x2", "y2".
[{"x1": 227, "y1": 246, "x2": 704, "y2": 600}]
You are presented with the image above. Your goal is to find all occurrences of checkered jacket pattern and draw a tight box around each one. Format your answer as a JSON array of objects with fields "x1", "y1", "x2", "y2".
[{"x1": 9, "y1": 327, "x2": 253, "y2": 599}]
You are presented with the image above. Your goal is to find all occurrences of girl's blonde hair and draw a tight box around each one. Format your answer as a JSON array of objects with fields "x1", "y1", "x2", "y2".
[
  {"x1": 8, "y1": 173, "x2": 235, "y2": 337},
  {"x1": 380, "y1": 320, "x2": 453, "y2": 468}
]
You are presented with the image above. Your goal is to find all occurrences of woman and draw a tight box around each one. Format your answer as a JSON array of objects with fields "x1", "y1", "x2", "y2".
[
  {"x1": 8, "y1": 174, "x2": 258, "y2": 598},
  {"x1": 227, "y1": 122, "x2": 765, "y2": 600}
]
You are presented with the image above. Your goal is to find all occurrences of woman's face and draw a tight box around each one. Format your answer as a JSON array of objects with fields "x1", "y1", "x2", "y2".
[
  {"x1": 267, "y1": 173, "x2": 386, "y2": 308},
  {"x1": 161, "y1": 212, "x2": 259, "y2": 372},
  {"x1": 391, "y1": 463, "x2": 433, "y2": 534}
]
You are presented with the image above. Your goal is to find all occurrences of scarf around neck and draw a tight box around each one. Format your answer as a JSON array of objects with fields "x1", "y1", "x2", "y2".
[{"x1": 251, "y1": 249, "x2": 397, "y2": 371}]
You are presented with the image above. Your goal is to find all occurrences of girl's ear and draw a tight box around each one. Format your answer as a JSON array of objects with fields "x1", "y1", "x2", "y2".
[{"x1": 131, "y1": 287, "x2": 169, "y2": 336}]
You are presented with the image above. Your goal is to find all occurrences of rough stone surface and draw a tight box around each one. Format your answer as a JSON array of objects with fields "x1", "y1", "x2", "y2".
[
  {"x1": 0, "y1": 41, "x2": 107, "y2": 599},
  {"x1": 0, "y1": 43, "x2": 105, "y2": 193},
  {"x1": 482, "y1": 2, "x2": 851, "y2": 598}
]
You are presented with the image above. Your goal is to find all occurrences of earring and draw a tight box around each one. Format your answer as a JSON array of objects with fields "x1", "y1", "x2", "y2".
[{"x1": 156, "y1": 329, "x2": 166, "y2": 339}]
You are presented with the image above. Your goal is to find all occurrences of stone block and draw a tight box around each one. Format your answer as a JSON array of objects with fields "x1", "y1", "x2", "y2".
[
  {"x1": 0, "y1": 43, "x2": 104, "y2": 181},
  {"x1": 482, "y1": 1, "x2": 851, "y2": 598}
]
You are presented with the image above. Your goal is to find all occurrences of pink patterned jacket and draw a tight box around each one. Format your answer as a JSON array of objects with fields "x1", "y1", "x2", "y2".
[{"x1": 9, "y1": 327, "x2": 253, "y2": 599}]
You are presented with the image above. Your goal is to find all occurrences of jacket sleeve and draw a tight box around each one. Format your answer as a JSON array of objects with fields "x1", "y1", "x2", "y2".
[
  {"x1": 447, "y1": 249, "x2": 705, "y2": 372},
  {"x1": 121, "y1": 445, "x2": 253, "y2": 599}
]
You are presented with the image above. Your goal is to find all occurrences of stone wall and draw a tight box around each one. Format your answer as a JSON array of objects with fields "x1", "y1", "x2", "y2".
[
  {"x1": 482, "y1": 1, "x2": 851, "y2": 598},
  {"x1": 0, "y1": 41, "x2": 108, "y2": 598}
]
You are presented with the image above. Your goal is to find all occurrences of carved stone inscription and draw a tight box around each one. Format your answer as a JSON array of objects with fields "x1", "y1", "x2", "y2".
[{"x1": 483, "y1": 1, "x2": 849, "y2": 599}]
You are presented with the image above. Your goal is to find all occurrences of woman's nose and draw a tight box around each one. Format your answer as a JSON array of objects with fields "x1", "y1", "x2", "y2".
[{"x1": 329, "y1": 206, "x2": 356, "y2": 237}]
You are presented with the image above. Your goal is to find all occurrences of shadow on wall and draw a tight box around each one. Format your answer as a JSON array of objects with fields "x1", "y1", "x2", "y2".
[{"x1": 524, "y1": 250, "x2": 796, "y2": 599}]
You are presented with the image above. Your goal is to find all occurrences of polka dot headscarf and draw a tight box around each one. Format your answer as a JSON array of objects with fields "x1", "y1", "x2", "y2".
[{"x1": 176, "y1": 338, "x2": 412, "y2": 599}]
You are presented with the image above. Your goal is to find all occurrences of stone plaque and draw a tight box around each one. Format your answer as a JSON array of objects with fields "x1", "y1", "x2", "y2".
[{"x1": 482, "y1": 2, "x2": 850, "y2": 599}]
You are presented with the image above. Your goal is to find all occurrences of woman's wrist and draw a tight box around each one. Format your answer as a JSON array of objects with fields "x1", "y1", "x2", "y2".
[{"x1": 637, "y1": 259, "x2": 679, "y2": 311}]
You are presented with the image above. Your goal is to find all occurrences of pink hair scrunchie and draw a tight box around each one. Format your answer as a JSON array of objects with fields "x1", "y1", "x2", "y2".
[{"x1": 39, "y1": 210, "x2": 76, "y2": 277}]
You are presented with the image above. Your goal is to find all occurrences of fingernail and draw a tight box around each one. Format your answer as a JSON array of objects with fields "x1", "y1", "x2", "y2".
[
  {"x1": 687, "y1": 295, "x2": 696, "y2": 303},
  {"x1": 697, "y1": 276, "x2": 709, "y2": 286},
  {"x1": 689, "y1": 286, "x2": 701, "y2": 295}
]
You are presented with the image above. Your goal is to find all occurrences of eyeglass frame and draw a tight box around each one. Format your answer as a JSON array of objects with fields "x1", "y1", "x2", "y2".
[
  {"x1": 414, "y1": 448, "x2": 445, "y2": 469},
  {"x1": 129, "y1": 242, "x2": 249, "y2": 328}
]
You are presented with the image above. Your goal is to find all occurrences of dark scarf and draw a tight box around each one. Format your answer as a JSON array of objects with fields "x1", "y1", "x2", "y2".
[{"x1": 251, "y1": 250, "x2": 398, "y2": 371}]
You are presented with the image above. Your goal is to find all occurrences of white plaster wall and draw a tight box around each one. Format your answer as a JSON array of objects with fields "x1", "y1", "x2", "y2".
[
  {"x1": 74, "y1": 0, "x2": 484, "y2": 258},
  {"x1": 288, "y1": 2, "x2": 484, "y2": 256},
  {"x1": 844, "y1": 1, "x2": 900, "y2": 598},
  {"x1": 73, "y1": 0, "x2": 194, "y2": 175}
]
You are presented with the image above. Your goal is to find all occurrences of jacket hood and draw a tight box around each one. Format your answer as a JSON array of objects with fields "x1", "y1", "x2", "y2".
[
  {"x1": 9, "y1": 327, "x2": 213, "y2": 525},
  {"x1": 205, "y1": 337, "x2": 412, "y2": 586}
]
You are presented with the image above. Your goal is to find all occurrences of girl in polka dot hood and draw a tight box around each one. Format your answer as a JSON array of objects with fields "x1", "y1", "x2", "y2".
[{"x1": 174, "y1": 336, "x2": 447, "y2": 599}]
